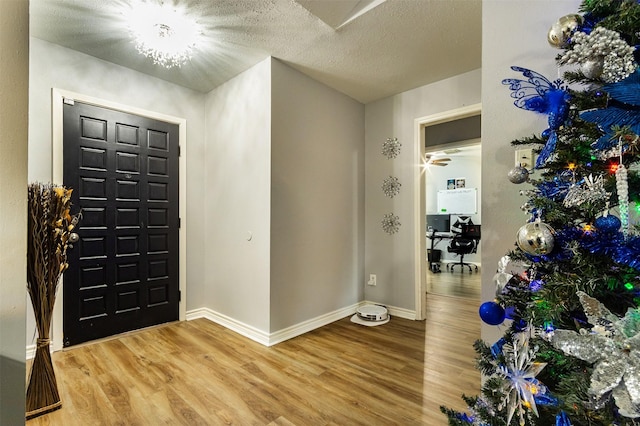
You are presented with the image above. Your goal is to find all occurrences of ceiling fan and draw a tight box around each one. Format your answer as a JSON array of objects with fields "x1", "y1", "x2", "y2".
[{"x1": 425, "y1": 154, "x2": 451, "y2": 166}]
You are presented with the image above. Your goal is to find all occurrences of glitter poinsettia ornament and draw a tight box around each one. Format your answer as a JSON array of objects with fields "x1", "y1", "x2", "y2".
[{"x1": 551, "y1": 291, "x2": 640, "y2": 418}]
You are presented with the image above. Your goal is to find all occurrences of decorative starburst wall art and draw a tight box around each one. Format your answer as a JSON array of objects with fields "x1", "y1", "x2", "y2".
[
  {"x1": 381, "y1": 213, "x2": 401, "y2": 234},
  {"x1": 382, "y1": 176, "x2": 401, "y2": 198},
  {"x1": 382, "y1": 137, "x2": 401, "y2": 159}
]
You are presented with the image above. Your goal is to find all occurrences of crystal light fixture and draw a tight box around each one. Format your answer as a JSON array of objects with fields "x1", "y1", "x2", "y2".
[{"x1": 126, "y1": 2, "x2": 201, "y2": 69}]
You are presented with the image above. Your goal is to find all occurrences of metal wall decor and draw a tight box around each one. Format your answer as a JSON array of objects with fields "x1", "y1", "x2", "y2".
[
  {"x1": 381, "y1": 213, "x2": 401, "y2": 234},
  {"x1": 382, "y1": 176, "x2": 401, "y2": 198},
  {"x1": 382, "y1": 137, "x2": 401, "y2": 159}
]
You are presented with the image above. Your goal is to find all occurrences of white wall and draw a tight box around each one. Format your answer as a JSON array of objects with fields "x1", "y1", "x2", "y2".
[
  {"x1": 0, "y1": 1, "x2": 28, "y2": 423},
  {"x1": 364, "y1": 69, "x2": 481, "y2": 311},
  {"x1": 28, "y1": 38, "x2": 207, "y2": 344},
  {"x1": 426, "y1": 150, "x2": 481, "y2": 264},
  {"x1": 203, "y1": 58, "x2": 272, "y2": 332},
  {"x1": 481, "y1": 0, "x2": 580, "y2": 343},
  {"x1": 270, "y1": 59, "x2": 364, "y2": 331}
]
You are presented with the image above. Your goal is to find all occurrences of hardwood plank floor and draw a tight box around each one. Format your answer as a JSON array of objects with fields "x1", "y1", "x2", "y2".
[
  {"x1": 27, "y1": 295, "x2": 480, "y2": 425},
  {"x1": 426, "y1": 262, "x2": 481, "y2": 300}
]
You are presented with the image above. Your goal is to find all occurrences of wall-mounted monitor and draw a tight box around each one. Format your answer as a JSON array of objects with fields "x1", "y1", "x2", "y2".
[{"x1": 426, "y1": 214, "x2": 451, "y2": 233}]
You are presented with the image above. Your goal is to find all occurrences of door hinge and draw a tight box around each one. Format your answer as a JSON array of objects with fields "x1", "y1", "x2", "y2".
[
  {"x1": 63, "y1": 97, "x2": 75, "y2": 106},
  {"x1": 178, "y1": 217, "x2": 181, "y2": 228},
  {"x1": 178, "y1": 145, "x2": 181, "y2": 157},
  {"x1": 178, "y1": 290, "x2": 182, "y2": 302}
]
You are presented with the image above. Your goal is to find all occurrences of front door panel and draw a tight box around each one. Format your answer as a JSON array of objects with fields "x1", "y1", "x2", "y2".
[{"x1": 63, "y1": 101, "x2": 179, "y2": 347}]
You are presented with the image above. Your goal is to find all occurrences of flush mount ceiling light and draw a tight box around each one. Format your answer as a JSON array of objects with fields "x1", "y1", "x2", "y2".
[{"x1": 126, "y1": 2, "x2": 202, "y2": 69}]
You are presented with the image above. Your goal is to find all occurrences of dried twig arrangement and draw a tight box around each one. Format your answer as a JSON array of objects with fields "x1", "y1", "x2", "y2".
[{"x1": 26, "y1": 183, "x2": 79, "y2": 419}]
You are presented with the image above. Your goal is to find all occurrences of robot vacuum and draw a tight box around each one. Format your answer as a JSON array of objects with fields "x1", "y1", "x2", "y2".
[{"x1": 351, "y1": 304, "x2": 390, "y2": 326}]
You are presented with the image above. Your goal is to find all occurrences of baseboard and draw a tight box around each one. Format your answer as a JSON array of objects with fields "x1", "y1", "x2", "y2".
[
  {"x1": 185, "y1": 308, "x2": 271, "y2": 346},
  {"x1": 26, "y1": 342, "x2": 54, "y2": 360},
  {"x1": 186, "y1": 301, "x2": 417, "y2": 346}
]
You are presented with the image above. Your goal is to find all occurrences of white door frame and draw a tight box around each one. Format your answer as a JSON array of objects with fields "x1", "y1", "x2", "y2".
[
  {"x1": 413, "y1": 103, "x2": 481, "y2": 320},
  {"x1": 50, "y1": 88, "x2": 188, "y2": 351}
]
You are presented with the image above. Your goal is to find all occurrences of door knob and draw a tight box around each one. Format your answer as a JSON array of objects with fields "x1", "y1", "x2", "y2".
[{"x1": 69, "y1": 232, "x2": 79, "y2": 243}]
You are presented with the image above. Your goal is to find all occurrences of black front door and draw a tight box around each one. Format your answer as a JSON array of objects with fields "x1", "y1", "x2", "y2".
[{"x1": 63, "y1": 100, "x2": 179, "y2": 347}]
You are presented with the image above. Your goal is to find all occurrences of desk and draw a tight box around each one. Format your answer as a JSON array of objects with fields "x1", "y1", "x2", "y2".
[{"x1": 426, "y1": 231, "x2": 453, "y2": 273}]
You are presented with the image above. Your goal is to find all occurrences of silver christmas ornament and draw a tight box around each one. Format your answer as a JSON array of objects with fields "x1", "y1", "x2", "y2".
[
  {"x1": 547, "y1": 14, "x2": 583, "y2": 48},
  {"x1": 508, "y1": 165, "x2": 530, "y2": 184},
  {"x1": 581, "y1": 58, "x2": 604, "y2": 79},
  {"x1": 516, "y1": 221, "x2": 555, "y2": 255},
  {"x1": 493, "y1": 272, "x2": 512, "y2": 295},
  {"x1": 551, "y1": 292, "x2": 640, "y2": 418},
  {"x1": 559, "y1": 27, "x2": 637, "y2": 83}
]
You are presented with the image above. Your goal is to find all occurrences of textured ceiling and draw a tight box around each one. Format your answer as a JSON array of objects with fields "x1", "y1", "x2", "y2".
[{"x1": 29, "y1": 0, "x2": 482, "y2": 104}]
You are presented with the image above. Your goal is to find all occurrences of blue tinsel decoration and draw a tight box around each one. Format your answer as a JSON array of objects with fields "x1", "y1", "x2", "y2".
[
  {"x1": 491, "y1": 338, "x2": 506, "y2": 358},
  {"x1": 534, "y1": 390, "x2": 559, "y2": 407},
  {"x1": 578, "y1": 13, "x2": 599, "y2": 35}
]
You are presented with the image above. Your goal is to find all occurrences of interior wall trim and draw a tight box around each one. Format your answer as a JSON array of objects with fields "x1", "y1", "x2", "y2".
[{"x1": 185, "y1": 301, "x2": 415, "y2": 347}]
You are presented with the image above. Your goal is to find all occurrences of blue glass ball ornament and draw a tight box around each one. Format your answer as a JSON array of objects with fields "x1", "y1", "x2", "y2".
[
  {"x1": 479, "y1": 301, "x2": 506, "y2": 325},
  {"x1": 594, "y1": 214, "x2": 621, "y2": 232}
]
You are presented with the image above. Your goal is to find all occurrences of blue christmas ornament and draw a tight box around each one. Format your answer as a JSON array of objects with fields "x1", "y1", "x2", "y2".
[
  {"x1": 594, "y1": 214, "x2": 621, "y2": 232},
  {"x1": 502, "y1": 66, "x2": 570, "y2": 168},
  {"x1": 456, "y1": 413, "x2": 475, "y2": 424},
  {"x1": 491, "y1": 337, "x2": 506, "y2": 358},
  {"x1": 529, "y1": 279, "x2": 544, "y2": 292},
  {"x1": 556, "y1": 411, "x2": 572, "y2": 426},
  {"x1": 479, "y1": 301, "x2": 505, "y2": 325},
  {"x1": 504, "y1": 306, "x2": 518, "y2": 320}
]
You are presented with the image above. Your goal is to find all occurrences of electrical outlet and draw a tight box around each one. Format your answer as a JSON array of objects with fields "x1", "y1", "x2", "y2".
[
  {"x1": 515, "y1": 149, "x2": 534, "y2": 169},
  {"x1": 368, "y1": 274, "x2": 377, "y2": 286}
]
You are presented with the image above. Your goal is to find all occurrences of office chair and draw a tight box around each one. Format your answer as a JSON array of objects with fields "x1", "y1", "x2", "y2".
[{"x1": 447, "y1": 224, "x2": 480, "y2": 273}]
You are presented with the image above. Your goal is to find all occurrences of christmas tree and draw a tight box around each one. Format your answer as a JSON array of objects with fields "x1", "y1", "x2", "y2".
[{"x1": 442, "y1": 1, "x2": 640, "y2": 425}]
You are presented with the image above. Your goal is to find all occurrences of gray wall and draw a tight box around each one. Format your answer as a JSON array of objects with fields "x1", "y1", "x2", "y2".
[
  {"x1": 0, "y1": 0, "x2": 28, "y2": 423},
  {"x1": 271, "y1": 59, "x2": 364, "y2": 331},
  {"x1": 27, "y1": 38, "x2": 207, "y2": 344},
  {"x1": 364, "y1": 69, "x2": 481, "y2": 311},
  {"x1": 203, "y1": 58, "x2": 272, "y2": 332},
  {"x1": 481, "y1": 0, "x2": 580, "y2": 342}
]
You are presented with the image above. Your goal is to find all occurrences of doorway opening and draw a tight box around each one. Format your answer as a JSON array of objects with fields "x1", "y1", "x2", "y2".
[{"x1": 413, "y1": 104, "x2": 481, "y2": 319}]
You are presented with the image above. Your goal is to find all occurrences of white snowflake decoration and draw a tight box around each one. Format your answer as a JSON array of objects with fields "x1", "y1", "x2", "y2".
[
  {"x1": 382, "y1": 137, "x2": 401, "y2": 159},
  {"x1": 381, "y1": 213, "x2": 401, "y2": 234},
  {"x1": 382, "y1": 176, "x2": 401, "y2": 198}
]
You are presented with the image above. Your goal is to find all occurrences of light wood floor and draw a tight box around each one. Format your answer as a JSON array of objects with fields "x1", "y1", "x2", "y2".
[
  {"x1": 426, "y1": 262, "x2": 481, "y2": 300},
  {"x1": 27, "y1": 294, "x2": 480, "y2": 425}
]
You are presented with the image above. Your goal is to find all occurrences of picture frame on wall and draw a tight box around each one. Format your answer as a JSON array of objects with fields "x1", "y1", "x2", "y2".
[
  {"x1": 456, "y1": 178, "x2": 466, "y2": 188},
  {"x1": 447, "y1": 179, "x2": 455, "y2": 190}
]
